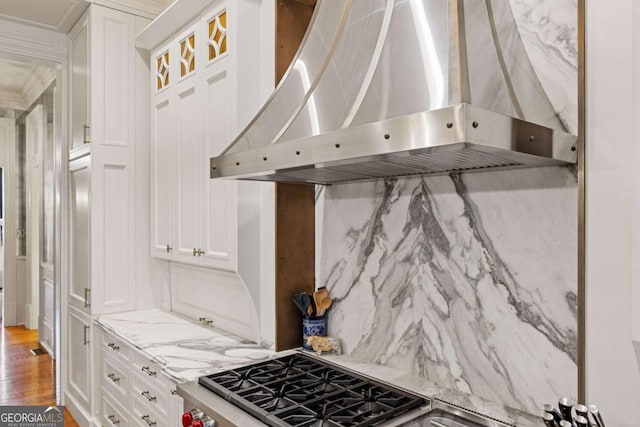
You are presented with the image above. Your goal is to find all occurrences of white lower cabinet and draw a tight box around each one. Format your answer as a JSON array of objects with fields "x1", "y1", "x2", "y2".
[
  {"x1": 67, "y1": 307, "x2": 92, "y2": 423},
  {"x1": 101, "y1": 389, "x2": 130, "y2": 427},
  {"x1": 95, "y1": 326, "x2": 183, "y2": 427}
]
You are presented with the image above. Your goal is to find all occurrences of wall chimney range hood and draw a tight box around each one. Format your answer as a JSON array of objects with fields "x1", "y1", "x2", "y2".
[{"x1": 210, "y1": 0, "x2": 577, "y2": 185}]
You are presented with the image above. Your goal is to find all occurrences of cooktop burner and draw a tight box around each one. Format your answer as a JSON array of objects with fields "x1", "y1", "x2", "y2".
[{"x1": 198, "y1": 354, "x2": 428, "y2": 427}]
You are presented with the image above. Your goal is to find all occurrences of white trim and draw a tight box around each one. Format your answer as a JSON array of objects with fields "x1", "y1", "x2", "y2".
[
  {"x1": 136, "y1": 0, "x2": 213, "y2": 49},
  {"x1": 0, "y1": 1, "x2": 87, "y2": 34},
  {"x1": 0, "y1": 18, "x2": 67, "y2": 65},
  {"x1": 88, "y1": 0, "x2": 169, "y2": 20},
  {"x1": 22, "y1": 67, "x2": 56, "y2": 111},
  {"x1": 0, "y1": 89, "x2": 27, "y2": 110}
]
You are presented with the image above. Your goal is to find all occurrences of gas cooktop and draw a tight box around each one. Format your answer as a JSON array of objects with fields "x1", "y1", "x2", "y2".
[{"x1": 198, "y1": 353, "x2": 429, "y2": 426}]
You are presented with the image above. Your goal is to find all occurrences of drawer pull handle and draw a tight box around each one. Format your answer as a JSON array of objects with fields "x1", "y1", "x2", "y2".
[
  {"x1": 108, "y1": 414, "x2": 120, "y2": 425},
  {"x1": 107, "y1": 342, "x2": 120, "y2": 351},
  {"x1": 141, "y1": 415, "x2": 157, "y2": 426},
  {"x1": 107, "y1": 373, "x2": 120, "y2": 383},
  {"x1": 142, "y1": 390, "x2": 157, "y2": 402},
  {"x1": 141, "y1": 366, "x2": 157, "y2": 376}
]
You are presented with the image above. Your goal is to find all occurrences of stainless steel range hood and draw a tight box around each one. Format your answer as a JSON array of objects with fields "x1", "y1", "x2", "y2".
[{"x1": 210, "y1": 0, "x2": 577, "y2": 185}]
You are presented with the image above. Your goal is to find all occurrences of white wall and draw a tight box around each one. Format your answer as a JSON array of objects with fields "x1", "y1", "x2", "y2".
[
  {"x1": 586, "y1": 1, "x2": 640, "y2": 425},
  {"x1": 632, "y1": 0, "x2": 640, "y2": 371}
]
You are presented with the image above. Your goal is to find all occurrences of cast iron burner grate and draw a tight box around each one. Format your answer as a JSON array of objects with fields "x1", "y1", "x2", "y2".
[{"x1": 198, "y1": 354, "x2": 428, "y2": 427}]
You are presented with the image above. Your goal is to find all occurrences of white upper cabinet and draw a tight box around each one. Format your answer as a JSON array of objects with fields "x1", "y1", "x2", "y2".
[
  {"x1": 150, "y1": 2, "x2": 237, "y2": 271},
  {"x1": 69, "y1": 14, "x2": 89, "y2": 153},
  {"x1": 66, "y1": 5, "x2": 144, "y2": 424}
]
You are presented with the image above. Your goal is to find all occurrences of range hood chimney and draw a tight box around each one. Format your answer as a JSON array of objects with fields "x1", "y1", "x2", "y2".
[{"x1": 211, "y1": 0, "x2": 577, "y2": 185}]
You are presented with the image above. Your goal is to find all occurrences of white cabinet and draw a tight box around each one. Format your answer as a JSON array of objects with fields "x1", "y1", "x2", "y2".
[
  {"x1": 69, "y1": 12, "x2": 89, "y2": 153},
  {"x1": 95, "y1": 326, "x2": 183, "y2": 427},
  {"x1": 67, "y1": 306, "x2": 92, "y2": 422},
  {"x1": 66, "y1": 5, "x2": 144, "y2": 425},
  {"x1": 150, "y1": 2, "x2": 237, "y2": 271},
  {"x1": 69, "y1": 156, "x2": 91, "y2": 314}
]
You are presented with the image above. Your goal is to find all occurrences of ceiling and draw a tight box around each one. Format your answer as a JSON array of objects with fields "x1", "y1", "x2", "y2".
[{"x1": 0, "y1": 0, "x2": 88, "y2": 33}]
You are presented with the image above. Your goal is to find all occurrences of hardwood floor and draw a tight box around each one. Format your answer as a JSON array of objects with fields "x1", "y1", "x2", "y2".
[{"x1": 0, "y1": 326, "x2": 79, "y2": 426}]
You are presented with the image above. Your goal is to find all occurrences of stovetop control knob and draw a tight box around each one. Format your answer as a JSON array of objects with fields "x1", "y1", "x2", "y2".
[
  {"x1": 201, "y1": 416, "x2": 216, "y2": 427},
  {"x1": 182, "y1": 409, "x2": 205, "y2": 427},
  {"x1": 192, "y1": 421, "x2": 204, "y2": 427},
  {"x1": 181, "y1": 412, "x2": 192, "y2": 427}
]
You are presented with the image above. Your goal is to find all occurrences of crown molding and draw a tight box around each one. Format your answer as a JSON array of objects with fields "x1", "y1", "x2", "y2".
[
  {"x1": 88, "y1": 0, "x2": 171, "y2": 20},
  {"x1": 0, "y1": 1, "x2": 87, "y2": 34},
  {"x1": 0, "y1": 18, "x2": 66, "y2": 65},
  {"x1": 22, "y1": 67, "x2": 56, "y2": 110},
  {"x1": 0, "y1": 89, "x2": 27, "y2": 111}
]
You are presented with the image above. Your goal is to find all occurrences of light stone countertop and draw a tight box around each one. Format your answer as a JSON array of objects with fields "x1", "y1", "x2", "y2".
[
  {"x1": 94, "y1": 309, "x2": 276, "y2": 383},
  {"x1": 95, "y1": 309, "x2": 542, "y2": 426}
]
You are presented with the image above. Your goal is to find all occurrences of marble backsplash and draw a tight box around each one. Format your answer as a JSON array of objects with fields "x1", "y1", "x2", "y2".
[
  {"x1": 315, "y1": 0, "x2": 579, "y2": 416},
  {"x1": 318, "y1": 167, "x2": 577, "y2": 414}
]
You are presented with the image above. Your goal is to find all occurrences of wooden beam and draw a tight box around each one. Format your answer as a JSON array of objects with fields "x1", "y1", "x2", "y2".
[
  {"x1": 274, "y1": 184, "x2": 315, "y2": 351},
  {"x1": 274, "y1": 0, "x2": 316, "y2": 351},
  {"x1": 275, "y1": 0, "x2": 315, "y2": 83}
]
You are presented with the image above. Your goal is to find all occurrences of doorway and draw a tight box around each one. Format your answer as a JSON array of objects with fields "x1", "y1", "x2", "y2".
[{"x1": 0, "y1": 56, "x2": 60, "y2": 387}]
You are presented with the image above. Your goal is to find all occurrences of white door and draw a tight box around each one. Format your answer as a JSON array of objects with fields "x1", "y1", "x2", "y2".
[
  {"x1": 69, "y1": 13, "x2": 89, "y2": 153},
  {"x1": 199, "y1": 40, "x2": 236, "y2": 271},
  {"x1": 66, "y1": 306, "x2": 92, "y2": 419},
  {"x1": 150, "y1": 42, "x2": 176, "y2": 260},
  {"x1": 68, "y1": 156, "x2": 91, "y2": 313},
  {"x1": 0, "y1": 118, "x2": 14, "y2": 326},
  {"x1": 26, "y1": 105, "x2": 44, "y2": 331},
  {"x1": 174, "y1": 24, "x2": 202, "y2": 264}
]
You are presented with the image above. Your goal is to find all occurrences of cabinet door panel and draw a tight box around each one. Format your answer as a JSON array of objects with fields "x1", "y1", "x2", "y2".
[
  {"x1": 69, "y1": 157, "x2": 91, "y2": 312},
  {"x1": 175, "y1": 84, "x2": 201, "y2": 264},
  {"x1": 67, "y1": 308, "x2": 91, "y2": 413},
  {"x1": 69, "y1": 17, "x2": 89, "y2": 149},
  {"x1": 90, "y1": 5, "x2": 135, "y2": 148},
  {"x1": 91, "y1": 155, "x2": 136, "y2": 314},
  {"x1": 201, "y1": 62, "x2": 236, "y2": 270},
  {"x1": 70, "y1": 15, "x2": 89, "y2": 152},
  {"x1": 150, "y1": 94, "x2": 175, "y2": 259}
]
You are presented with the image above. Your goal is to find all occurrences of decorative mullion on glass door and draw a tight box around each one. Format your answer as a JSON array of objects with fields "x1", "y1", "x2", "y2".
[
  {"x1": 156, "y1": 50, "x2": 170, "y2": 90},
  {"x1": 180, "y1": 33, "x2": 196, "y2": 77},
  {"x1": 208, "y1": 10, "x2": 227, "y2": 62}
]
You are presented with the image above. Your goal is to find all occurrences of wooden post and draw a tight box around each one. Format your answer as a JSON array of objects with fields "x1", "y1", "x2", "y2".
[{"x1": 274, "y1": 0, "x2": 316, "y2": 351}]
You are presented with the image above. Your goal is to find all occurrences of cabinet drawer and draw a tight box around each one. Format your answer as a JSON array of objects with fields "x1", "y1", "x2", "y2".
[
  {"x1": 101, "y1": 388, "x2": 130, "y2": 427},
  {"x1": 131, "y1": 374, "x2": 167, "y2": 417},
  {"x1": 132, "y1": 354, "x2": 165, "y2": 385},
  {"x1": 131, "y1": 398, "x2": 166, "y2": 427},
  {"x1": 102, "y1": 355, "x2": 130, "y2": 404},
  {"x1": 101, "y1": 332, "x2": 131, "y2": 363}
]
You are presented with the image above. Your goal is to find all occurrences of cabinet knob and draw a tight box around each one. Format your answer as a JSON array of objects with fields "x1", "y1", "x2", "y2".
[
  {"x1": 107, "y1": 342, "x2": 120, "y2": 351},
  {"x1": 193, "y1": 248, "x2": 197, "y2": 256},
  {"x1": 197, "y1": 248, "x2": 205, "y2": 256},
  {"x1": 141, "y1": 415, "x2": 157, "y2": 426},
  {"x1": 141, "y1": 366, "x2": 157, "y2": 376},
  {"x1": 166, "y1": 244, "x2": 173, "y2": 253},
  {"x1": 107, "y1": 373, "x2": 120, "y2": 383},
  {"x1": 108, "y1": 414, "x2": 120, "y2": 425}
]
